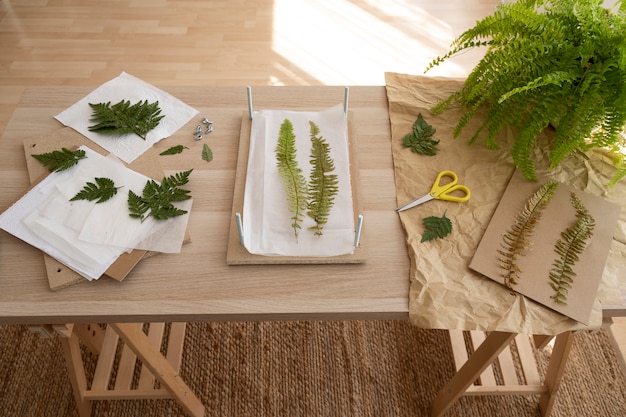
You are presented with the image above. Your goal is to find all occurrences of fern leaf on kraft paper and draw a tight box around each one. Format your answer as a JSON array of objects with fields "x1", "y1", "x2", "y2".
[{"x1": 498, "y1": 181, "x2": 558, "y2": 290}]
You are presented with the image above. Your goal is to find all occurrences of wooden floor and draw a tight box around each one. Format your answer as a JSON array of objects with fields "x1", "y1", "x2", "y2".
[{"x1": 1, "y1": 0, "x2": 625, "y2": 369}]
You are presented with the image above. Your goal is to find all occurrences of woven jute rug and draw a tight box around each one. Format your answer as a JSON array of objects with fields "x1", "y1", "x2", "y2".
[{"x1": 1, "y1": 321, "x2": 625, "y2": 417}]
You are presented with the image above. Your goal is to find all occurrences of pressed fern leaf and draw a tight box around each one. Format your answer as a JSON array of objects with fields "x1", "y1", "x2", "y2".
[
  {"x1": 88, "y1": 99, "x2": 165, "y2": 140},
  {"x1": 128, "y1": 169, "x2": 192, "y2": 222},
  {"x1": 32, "y1": 148, "x2": 87, "y2": 172},
  {"x1": 70, "y1": 177, "x2": 119, "y2": 204},
  {"x1": 306, "y1": 121, "x2": 339, "y2": 236},
  {"x1": 402, "y1": 113, "x2": 439, "y2": 155},
  {"x1": 160, "y1": 145, "x2": 187, "y2": 155},
  {"x1": 498, "y1": 181, "x2": 558, "y2": 290},
  {"x1": 549, "y1": 192, "x2": 595, "y2": 305},
  {"x1": 275, "y1": 119, "x2": 307, "y2": 239},
  {"x1": 202, "y1": 143, "x2": 213, "y2": 162}
]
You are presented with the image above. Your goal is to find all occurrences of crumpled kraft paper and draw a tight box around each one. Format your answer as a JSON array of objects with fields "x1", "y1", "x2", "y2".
[{"x1": 385, "y1": 72, "x2": 626, "y2": 335}]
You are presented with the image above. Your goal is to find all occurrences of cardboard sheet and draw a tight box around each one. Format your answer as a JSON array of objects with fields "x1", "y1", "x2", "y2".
[
  {"x1": 470, "y1": 170, "x2": 621, "y2": 325},
  {"x1": 385, "y1": 72, "x2": 626, "y2": 335}
]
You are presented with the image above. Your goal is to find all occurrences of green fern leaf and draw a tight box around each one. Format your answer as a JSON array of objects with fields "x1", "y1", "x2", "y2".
[
  {"x1": 275, "y1": 119, "x2": 307, "y2": 239},
  {"x1": 549, "y1": 192, "x2": 595, "y2": 305},
  {"x1": 159, "y1": 145, "x2": 187, "y2": 156},
  {"x1": 70, "y1": 177, "x2": 120, "y2": 204},
  {"x1": 202, "y1": 143, "x2": 213, "y2": 162},
  {"x1": 498, "y1": 181, "x2": 558, "y2": 290},
  {"x1": 306, "y1": 121, "x2": 339, "y2": 236},
  {"x1": 88, "y1": 99, "x2": 165, "y2": 140},
  {"x1": 128, "y1": 170, "x2": 192, "y2": 222},
  {"x1": 32, "y1": 148, "x2": 87, "y2": 172}
]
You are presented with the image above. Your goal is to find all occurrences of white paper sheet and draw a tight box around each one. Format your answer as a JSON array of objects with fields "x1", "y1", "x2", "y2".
[
  {"x1": 242, "y1": 104, "x2": 356, "y2": 256},
  {"x1": 0, "y1": 146, "x2": 192, "y2": 280},
  {"x1": 55, "y1": 72, "x2": 198, "y2": 163}
]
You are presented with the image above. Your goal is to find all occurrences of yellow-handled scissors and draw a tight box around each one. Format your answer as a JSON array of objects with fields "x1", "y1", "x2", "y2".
[{"x1": 396, "y1": 170, "x2": 471, "y2": 212}]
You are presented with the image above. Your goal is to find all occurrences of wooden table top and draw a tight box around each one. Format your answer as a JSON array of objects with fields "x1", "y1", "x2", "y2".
[{"x1": 0, "y1": 85, "x2": 410, "y2": 325}]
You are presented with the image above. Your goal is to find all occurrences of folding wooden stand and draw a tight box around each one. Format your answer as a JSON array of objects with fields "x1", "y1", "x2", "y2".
[
  {"x1": 55, "y1": 322, "x2": 204, "y2": 417},
  {"x1": 431, "y1": 330, "x2": 575, "y2": 417}
]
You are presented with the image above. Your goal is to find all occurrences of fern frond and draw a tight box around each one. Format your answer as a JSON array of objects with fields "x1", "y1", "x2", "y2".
[
  {"x1": 276, "y1": 119, "x2": 307, "y2": 239},
  {"x1": 549, "y1": 192, "x2": 595, "y2": 305},
  {"x1": 70, "y1": 177, "x2": 119, "y2": 204},
  {"x1": 306, "y1": 121, "x2": 339, "y2": 236},
  {"x1": 498, "y1": 181, "x2": 558, "y2": 290},
  {"x1": 88, "y1": 99, "x2": 164, "y2": 140},
  {"x1": 127, "y1": 170, "x2": 192, "y2": 222},
  {"x1": 32, "y1": 148, "x2": 87, "y2": 172}
]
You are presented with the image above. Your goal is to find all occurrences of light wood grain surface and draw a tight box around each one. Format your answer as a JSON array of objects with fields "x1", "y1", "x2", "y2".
[
  {"x1": 2, "y1": 0, "x2": 624, "y2": 357},
  {"x1": 0, "y1": 85, "x2": 410, "y2": 324}
]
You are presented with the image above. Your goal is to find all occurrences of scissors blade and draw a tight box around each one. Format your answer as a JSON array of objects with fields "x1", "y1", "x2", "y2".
[{"x1": 396, "y1": 194, "x2": 433, "y2": 212}]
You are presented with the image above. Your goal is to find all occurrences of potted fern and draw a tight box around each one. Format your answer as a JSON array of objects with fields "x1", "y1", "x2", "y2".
[{"x1": 426, "y1": 0, "x2": 626, "y2": 184}]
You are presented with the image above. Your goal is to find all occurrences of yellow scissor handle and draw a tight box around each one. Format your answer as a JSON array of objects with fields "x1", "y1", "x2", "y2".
[{"x1": 430, "y1": 170, "x2": 471, "y2": 203}]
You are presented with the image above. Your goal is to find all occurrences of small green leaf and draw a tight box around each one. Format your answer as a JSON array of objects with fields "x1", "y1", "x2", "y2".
[
  {"x1": 32, "y1": 148, "x2": 87, "y2": 172},
  {"x1": 421, "y1": 212, "x2": 452, "y2": 242},
  {"x1": 202, "y1": 143, "x2": 213, "y2": 162},
  {"x1": 160, "y1": 145, "x2": 188, "y2": 155},
  {"x1": 70, "y1": 177, "x2": 119, "y2": 204},
  {"x1": 402, "y1": 113, "x2": 440, "y2": 156}
]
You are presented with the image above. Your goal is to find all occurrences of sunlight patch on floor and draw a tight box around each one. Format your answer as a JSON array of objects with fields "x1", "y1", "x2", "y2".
[{"x1": 271, "y1": 0, "x2": 488, "y2": 85}]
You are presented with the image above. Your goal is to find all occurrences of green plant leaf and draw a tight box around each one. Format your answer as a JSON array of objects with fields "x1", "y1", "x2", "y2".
[
  {"x1": 548, "y1": 192, "x2": 595, "y2": 305},
  {"x1": 306, "y1": 121, "x2": 338, "y2": 236},
  {"x1": 498, "y1": 181, "x2": 558, "y2": 290},
  {"x1": 70, "y1": 177, "x2": 120, "y2": 204},
  {"x1": 88, "y1": 99, "x2": 165, "y2": 140},
  {"x1": 202, "y1": 143, "x2": 213, "y2": 162},
  {"x1": 160, "y1": 145, "x2": 187, "y2": 155},
  {"x1": 402, "y1": 113, "x2": 440, "y2": 156},
  {"x1": 421, "y1": 212, "x2": 452, "y2": 242},
  {"x1": 128, "y1": 169, "x2": 192, "y2": 222},
  {"x1": 276, "y1": 119, "x2": 307, "y2": 239},
  {"x1": 31, "y1": 148, "x2": 87, "y2": 172}
]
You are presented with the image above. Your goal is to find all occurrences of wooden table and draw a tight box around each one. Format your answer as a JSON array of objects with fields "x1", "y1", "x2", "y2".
[
  {"x1": 0, "y1": 85, "x2": 622, "y2": 417},
  {"x1": 0, "y1": 85, "x2": 410, "y2": 325}
]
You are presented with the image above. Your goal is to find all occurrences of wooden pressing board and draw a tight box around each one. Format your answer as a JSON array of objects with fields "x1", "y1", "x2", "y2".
[
  {"x1": 227, "y1": 111, "x2": 367, "y2": 265},
  {"x1": 22, "y1": 127, "x2": 176, "y2": 290}
]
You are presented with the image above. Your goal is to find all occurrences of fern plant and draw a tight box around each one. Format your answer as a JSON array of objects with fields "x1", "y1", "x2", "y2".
[
  {"x1": 307, "y1": 121, "x2": 339, "y2": 236},
  {"x1": 549, "y1": 192, "x2": 595, "y2": 305},
  {"x1": 426, "y1": 0, "x2": 626, "y2": 184},
  {"x1": 498, "y1": 181, "x2": 558, "y2": 290},
  {"x1": 275, "y1": 119, "x2": 307, "y2": 239}
]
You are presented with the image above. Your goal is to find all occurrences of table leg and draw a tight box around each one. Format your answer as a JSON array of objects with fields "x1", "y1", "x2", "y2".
[
  {"x1": 59, "y1": 330, "x2": 93, "y2": 417},
  {"x1": 430, "y1": 331, "x2": 517, "y2": 417},
  {"x1": 538, "y1": 331, "x2": 575, "y2": 416},
  {"x1": 110, "y1": 323, "x2": 205, "y2": 417}
]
